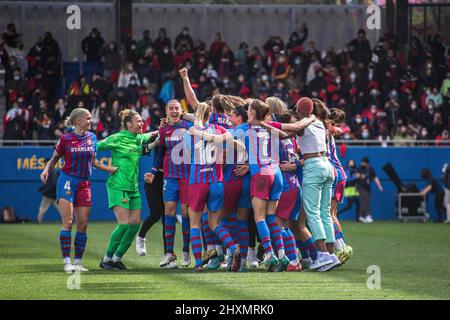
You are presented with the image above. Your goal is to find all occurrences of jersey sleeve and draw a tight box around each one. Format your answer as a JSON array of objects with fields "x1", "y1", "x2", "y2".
[
  {"x1": 97, "y1": 133, "x2": 119, "y2": 151},
  {"x1": 54, "y1": 135, "x2": 66, "y2": 156},
  {"x1": 267, "y1": 121, "x2": 282, "y2": 130},
  {"x1": 140, "y1": 132, "x2": 152, "y2": 144},
  {"x1": 158, "y1": 127, "x2": 165, "y2": 146},
  {"x1": 153, "y1": 144, "x2": 166, "y2": 170}
]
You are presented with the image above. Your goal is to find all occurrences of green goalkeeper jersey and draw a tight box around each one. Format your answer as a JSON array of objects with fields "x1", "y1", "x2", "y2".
[{"x1": 97, "y1": 130, "x2": 151, "y2": 192}]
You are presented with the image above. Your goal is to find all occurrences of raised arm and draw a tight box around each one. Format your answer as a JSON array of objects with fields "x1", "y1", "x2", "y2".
[
  {"x1": 179, "y1": 67, "x2": 200, "y2": 110},
  {"x1": 181, "y1": 113, "x2": 195, "y2": 123}
]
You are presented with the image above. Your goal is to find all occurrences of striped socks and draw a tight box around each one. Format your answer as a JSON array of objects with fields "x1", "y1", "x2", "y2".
[
  {"x1": 256, "y1": 220, "x2": 273, "y2": 255},
  {"x1": 266, "y1": 214, "x2": 285, "y2": 259},
  {"x1": 334, "y1": 223, "x2": 347, "y2": 244},
  {"x1": 297, "y1": 240, "x2": 310, "y2": 259},
  {"x1": 281, "y1": 228, "x2": 297, "y2": 262},
  {"x1": 303, "y1": 236, "x2": 318, "y2": 260},
  {"x1": 59, "y1": 229, "x2": 71, "y2": 264},
  {"x1": 164, "y1": 215, "x2": 176, "y2": 253},
  {"x1": 238, "y1": 220, "x2": 249, "y2": 260},
  {"x1": 202, "y1": 212, "x2": 215, "y2": 250},
  {"x1": 190, "y1": 227, "x2": 203, "y2": 267},
  {"x1": 74, "y1": 232, "x2": 87, "y2": 264},
  {"x1": 213, "y1": 225, "x2": 236, "y2": 253}
]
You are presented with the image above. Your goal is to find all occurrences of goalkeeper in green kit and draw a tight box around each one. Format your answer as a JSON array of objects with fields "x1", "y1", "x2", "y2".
[{"x1": 98, "y1": 109, "x2": 158, "y2": 270}]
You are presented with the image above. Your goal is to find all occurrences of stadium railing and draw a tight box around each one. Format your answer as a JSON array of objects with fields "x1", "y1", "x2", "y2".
[{"x1": 0, "y1": 140, "x2": 449, "y2": 147}]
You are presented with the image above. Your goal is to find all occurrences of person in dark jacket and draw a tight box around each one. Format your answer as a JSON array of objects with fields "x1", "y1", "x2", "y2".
[
  {"x1": 348, "y1": 29, "x2": 372, "y2": 66},
  {"x1": 420, "y1": 168, "x2": 445, "y2": 222},
  {"x1": 81, "y1": 28, "x2": 105, "y2": 63},
  {"x1": 36, "y1": 159, "x2": 60, "y2": 223}
]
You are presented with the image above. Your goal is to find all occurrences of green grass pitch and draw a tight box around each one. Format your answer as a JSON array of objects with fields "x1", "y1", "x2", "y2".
[{"x1": 1, "y1": 221, "x2": 449, "y2": 300}]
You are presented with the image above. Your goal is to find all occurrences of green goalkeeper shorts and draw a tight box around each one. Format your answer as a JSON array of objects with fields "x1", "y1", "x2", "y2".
[{"x1": 107, "y1": 188, "x2": 142, "y2": 210}]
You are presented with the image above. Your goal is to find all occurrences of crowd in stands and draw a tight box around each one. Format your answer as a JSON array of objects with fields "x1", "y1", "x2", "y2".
[{"x1": 1, "y1": 22, "x2": 449, "y2": 144}]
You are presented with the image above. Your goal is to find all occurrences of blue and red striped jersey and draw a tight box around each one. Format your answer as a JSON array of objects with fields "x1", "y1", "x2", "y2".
[
  {"x1": 223, "y1": 127, "x2": 248, "y2": 182},
  {"x1": 55, "y1": 131, "x2": 97, "y2": 178},
  {"x1": 328, "y1": 135, "x2": 347, "y2": 181},
  {"x1": 234, "y1": 123, "x2": 279, "y2": 176},
  {"x1": 185, "y1": 124, "x2": 226, "y2": 184},
  {"x1": 209, "y1": 112, "x2": 232, "y2": 129},
  {"x1": 266, "y1": 121, "x2": 300, "y2": 191},
  {"x1": 159, "y1": 120, "x2": 193, "y2": 179}
]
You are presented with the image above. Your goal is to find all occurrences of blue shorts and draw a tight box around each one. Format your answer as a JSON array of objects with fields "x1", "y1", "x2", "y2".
[
  {"x1": 188, "y1": 182, "x2": 224, "y2": 213},
  {"x1": 163, "y1": 177, "x2": 189, "y2": 205},
  {"x1": 237, "y1": 174, "x2": 252, "y2": 209},
  {"x1": 270, "y1": 168, "x2": 284, "y2": 201},
  {"x1": 57, "y1": 172, "x2": 91, "y2": 207}
]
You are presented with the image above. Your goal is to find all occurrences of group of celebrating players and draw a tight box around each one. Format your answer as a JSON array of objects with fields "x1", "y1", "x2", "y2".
[{"x1": 40, "y1": 67, "x2": 352, "y2": 274}]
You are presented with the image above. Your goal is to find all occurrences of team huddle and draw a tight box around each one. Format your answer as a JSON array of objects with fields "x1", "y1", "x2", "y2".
[{"x1": 40, "y1": 67, "x2": 352, "y2": 273}]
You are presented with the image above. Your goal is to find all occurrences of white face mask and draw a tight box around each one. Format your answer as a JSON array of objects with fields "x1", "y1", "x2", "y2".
[
  {"x1": 262, "y1": 75, "x2": 268, "y2": 82},
  {"x1": 164, "y1": 49, "x2": 169, "y2": 54},
  {"x1": 362, "y1": 131, "x2": 369, "y2": 138},
  {"x1": 350, "y1": 73, "x2": 356, "y2": 81},
  {"x1": 14, "y1": 76, "x2": 20, "y2": 81}
]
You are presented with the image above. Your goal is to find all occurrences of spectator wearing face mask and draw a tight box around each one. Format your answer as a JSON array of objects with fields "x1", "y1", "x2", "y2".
[
  {"x1": 153, "y1": 28, "x2": 171, "y2": 55},
  {"x1": 426, "y1": 86, "x2": 443, "y2": 109},
  {"x1": 174, "y1": 26, "x2": 194, "y2": 53},
  {"x1": 126, "y1": 39, "x2": 139, "y2": 67},
  {"x1": 5, "y1": 68, "x2": 27, "y2": 108},
  {"x1": 27, "y1": 38, "x2": 48, "y2": 73},
  {"x1": 271, "y1": 51, "x2": 291, "y2": 81},
  {"x1": 101, "y1": 41, "x2": 121, "y2": 83},
  {"x1": 202, "y1": 62, "x2": 218, "y2": 80},
  {"x1": 81, "y1": 28, "x2": 105, "y2": 63},
  {"x1": 118, "y1": 63, "x2": 140, "y2": 89},
  {"x1": 158, "y1": 45, "x2": 174, "y2": 79},
  {"x1": 348, "y1": 29, "x2": 372, "y2": 66},
  {"x1": 393, "y1": 125, "x2": 412, "y2": 146},
  {"x1": 137, "y1": 30, "x2": 153, "y2": 59}
]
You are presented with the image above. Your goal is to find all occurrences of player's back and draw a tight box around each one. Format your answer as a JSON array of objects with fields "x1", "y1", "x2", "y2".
[
  {"x1": 235, "y1": 123, "x2": 278, "y2": 176},
  {"x1": 186, "y1": 124, "x2": 225, "y2": 184}
]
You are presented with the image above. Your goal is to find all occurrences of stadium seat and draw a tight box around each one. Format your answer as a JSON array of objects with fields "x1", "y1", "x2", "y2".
[
  {"x1": 82, "y1": 62, "x2": 100, "y2": 79},
  {"x1": 62, "y1": 62, "x2": 80, "y2": 92}
]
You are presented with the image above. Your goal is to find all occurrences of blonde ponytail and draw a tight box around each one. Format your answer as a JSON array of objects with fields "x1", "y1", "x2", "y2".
[
  {"x1": 194, "y1": 102, "x2": 212, "y2": 127},
  {"x1": 119, "y1": 108, "x2": 139, "y2": 130},
  {"x1": 64, "y1": 108, "x2": 90, "y2": 128}
]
